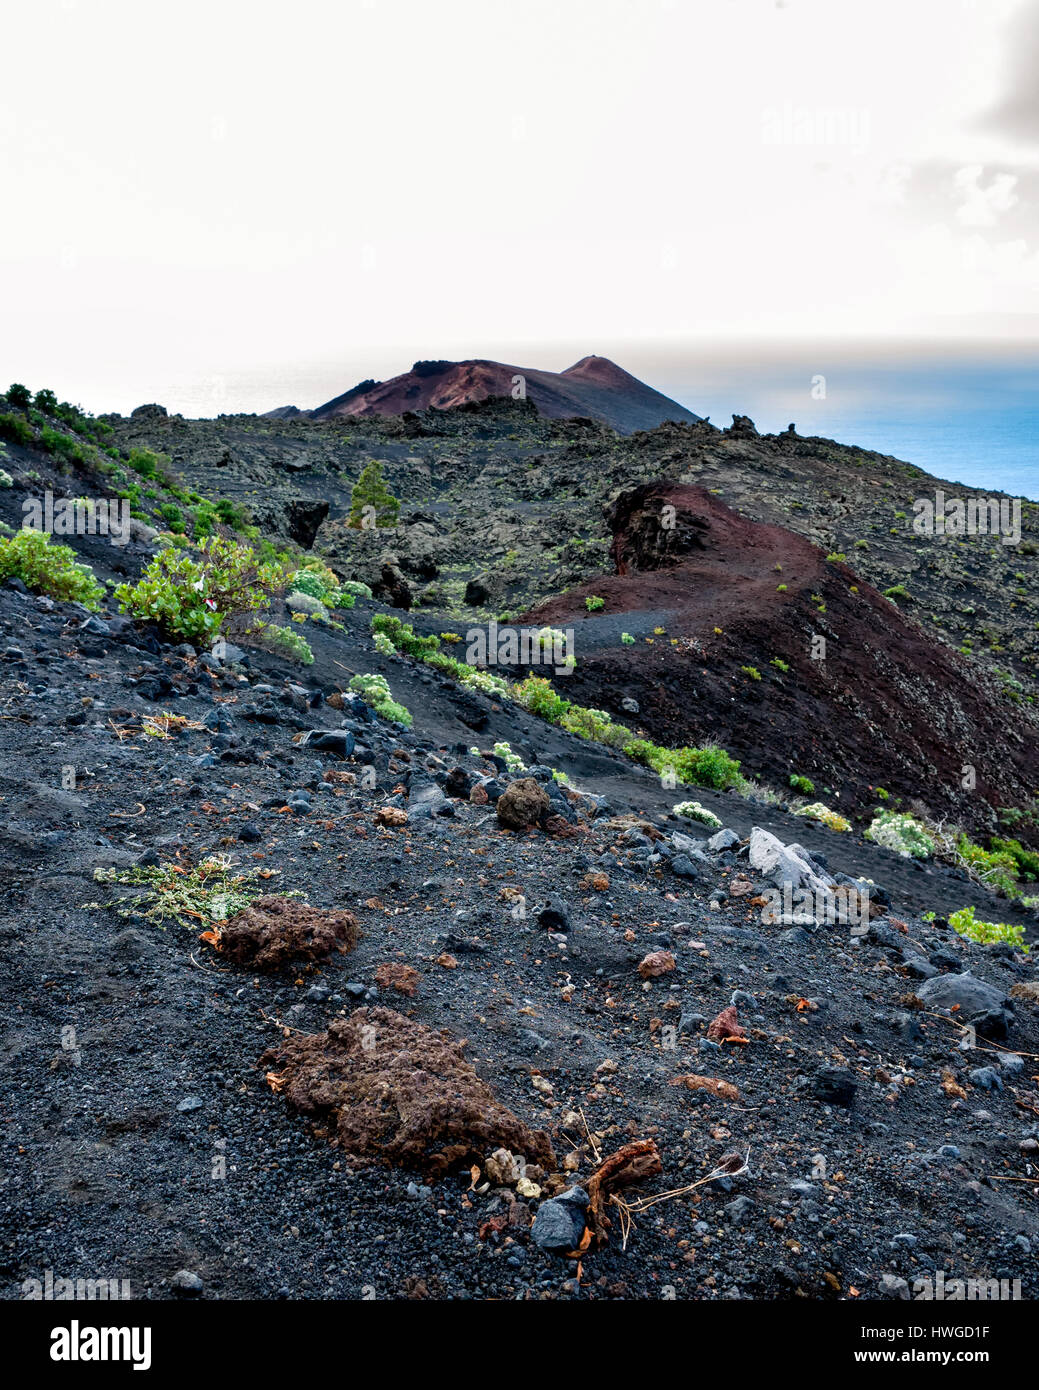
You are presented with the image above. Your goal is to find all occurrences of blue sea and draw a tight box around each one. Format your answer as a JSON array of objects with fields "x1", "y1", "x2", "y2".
[{"x1": 649, "y1": 346, "x2": 1039, "y2": 501}]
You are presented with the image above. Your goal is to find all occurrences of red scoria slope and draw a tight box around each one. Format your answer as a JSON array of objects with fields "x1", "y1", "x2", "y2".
[
  {"x1": 523, "y1": 483, "x2": 1039, "y2": 836},
  {"x1": 307, "y1": 356, "x2": 700, "y2": 435}
]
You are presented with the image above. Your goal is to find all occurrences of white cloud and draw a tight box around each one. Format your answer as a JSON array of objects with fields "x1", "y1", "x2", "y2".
[{"x1": 953, "y1": 165, "x2": 1020, "y2": 225}]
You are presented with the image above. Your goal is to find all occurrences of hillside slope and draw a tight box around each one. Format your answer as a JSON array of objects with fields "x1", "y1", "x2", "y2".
[
  {"x1": 304, "y1": 355, "x2": 701, "y2": 434},
  {"x1": 3, "y1": 393, "x2": 1039, "y2": 1304}
]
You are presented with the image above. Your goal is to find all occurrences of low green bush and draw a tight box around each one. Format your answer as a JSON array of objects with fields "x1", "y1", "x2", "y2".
[
  {"x1": 673, "y1": 800, "x2": 722, "y2": 828},
  {"x1": 624, "y1": 737, "x2": 742, "y2": 791},
  {"x1": 865, "y1": 810, "x2": 935, "y2": 859},
  {"x1": 794, "y1": 802, "x2": 851, "y2": 832},
  {"x1": 954, "y1": 834, "x2": 1019, "y2": 896},
  {"x1": 512, "y1": 674, "x2": 571, "y2": 723},
  {"x1": 0, "y1": 529, "x2": 104, "y2": 609},
  {"x1": 115, "y1": 535, "x2": 292, "y2": 644},
  {"x1": 250, "y1": 621, "x2": 314, "y2": 665},
  {"x1": 371, "y1": 613, "x2": 440, "y2": 658},
  {"x1": 292, "y1": 561, "x2": 347, "y2": 609},
  {"x1": 0, "y1": 412, "x2": 34, "y2": 447},
  {"x1": 949, "y1": 905, "x2": 1027, "y2": 952},
  {"x1": 990, "y1": 837, "x2": 1039, "y2": 882},
  {"x1": 348, "y1": 672, "x2": 412, "y2": 726}
]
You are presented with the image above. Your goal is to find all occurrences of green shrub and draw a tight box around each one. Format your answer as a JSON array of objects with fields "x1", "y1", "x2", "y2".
[
  {"x1": 561, "y1": 704, "x2": 631, "y2": 746},
  {"x1": 286, "y1": 590, "x2": 328, "y2": 619},
  {"x1": 990, "y1": 837, "x2": 1039, "y2": 882},
  {"x1": 127, "y1": 447, "x2": 165, "y2": 480},
  {"x1": 585, "y1": 595, "x2": 605, "y2": 612},
  {"x1": 954, "y1": 834, "x2": 1019, "y2": 895},
  {"x1": 624, "y1": 737, "x2": 742, "y2": 791},
  {"x1": 949, "y1": 905, "x2": 1027, "y2": 952},
  {"x1": 115, "y1": 535, "x2": 292, "y2": 644},
  {"x1": 371, "y1": 613, "x2": 439, "y2": 658},
  {"x1": 292, "y1": 561, "x2": 344, "y2": 608},
  {"x1": 865, "y1": 810, "x2": 934, "y2": 858},
  {"x1": 884, "y1": 584, "x2": 910, "y2": 602},
  {"x1": 0, "y1": 412, "x2": 34, "y2": 447},
  {"x1": 621, "y1": 632, "x2": 635, "y2": 645},
  {"x1": 192, "y1": 501, "x2": 216, "y2": 538},
  {"x1": 212, "y1": 498, "x2": 236, "y2": 525},
  {"x1": 673, "y1": 800, "x2": 722, "y2": 828},
  {"x1": 157, "y1": 502, "x2": 185, "y2": 533},
  {"x1": 740, "y1": 665, "x2": 761, "y2": 681},
  {"x1": 250, "y1": 621, "x2": 313, "y2": 665},
  {"x1": 794, "y1": 802, "x2": 851, "y2": 832},
  {"x1": 6, "y1": 384, "x2": 31, "y2": 409},
  {"x1": 771, "y1": 657, "x2": 790, "y2": 672},
  {"x1": 348, "y1": 672, "x2": 412, "y2": 726},
  {"x1": 789, "y1": 774, "x2": 815, "y2": 795},
  {"x1": 341, "y1": 580, "x2": 373, "y2": 599},
  {"x1": 38, "y1": 425, "x2": 88, "y2": 463},
  {"x1": 0, "y1": 529, "x2": 103, "y2": 609},
  {"x1": 513, "y1": 674, "x2": 571, "y2": 723}
]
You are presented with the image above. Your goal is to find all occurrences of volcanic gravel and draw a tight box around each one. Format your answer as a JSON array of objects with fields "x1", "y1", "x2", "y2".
[{"x1": 2, "y1": 565, "x2": 1039, "y2": 1303}]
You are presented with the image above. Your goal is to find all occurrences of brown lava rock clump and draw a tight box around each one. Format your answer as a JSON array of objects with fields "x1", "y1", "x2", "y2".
[
  {"x1": 496, "y1": 777, "x2": 551, "y2": 830},
  {"x1": 375, "y1": 961, "x2": 420, "y2": 996},
  {"x1": 216, "y1": 895, "x2": 359, "y2": 970},
  {"x1": 260, "y1": 1006, "x2": 555, "y2": 1175}
]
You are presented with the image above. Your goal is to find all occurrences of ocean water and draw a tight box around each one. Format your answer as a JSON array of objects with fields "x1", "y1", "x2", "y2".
[{"x1": 652, "y1": 348, "x2": 1039, "y2": 501}]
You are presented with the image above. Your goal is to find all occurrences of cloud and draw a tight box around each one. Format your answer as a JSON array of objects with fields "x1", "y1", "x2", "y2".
[
  {"x1": 901, "y1": 160, "x2": 1039, "y2": 242},
  {"x1": 953, "y1": 165, "x2": 1020, "y2": 226},
  {"x1": 978, "y1": 0, "x2": 1039, "y2": 147}
]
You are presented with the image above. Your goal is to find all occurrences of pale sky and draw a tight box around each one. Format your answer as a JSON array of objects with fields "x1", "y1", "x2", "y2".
[{"x1": 2, "y1": 0, "x2": 1037, "y2": 415}]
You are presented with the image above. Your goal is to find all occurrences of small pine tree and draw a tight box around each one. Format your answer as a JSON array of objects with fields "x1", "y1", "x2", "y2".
[
  {"x1": 6, "y1": 383, "x2": 31, "y2": 409},
  {"x1": 348, "y1": 459, "x2": 399, "y2": 529}
]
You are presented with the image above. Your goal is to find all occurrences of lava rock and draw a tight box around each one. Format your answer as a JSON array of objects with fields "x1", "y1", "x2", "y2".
[
  {"x1": 810, "y1": 1067, "x2": 856, "y2": 1107},
  {"x1": 496, "y1": 778, "x2": 550, "y2": 830},
  {"x1": 530, "y1": 1187, "x2": 589, "y2": 1253}
]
